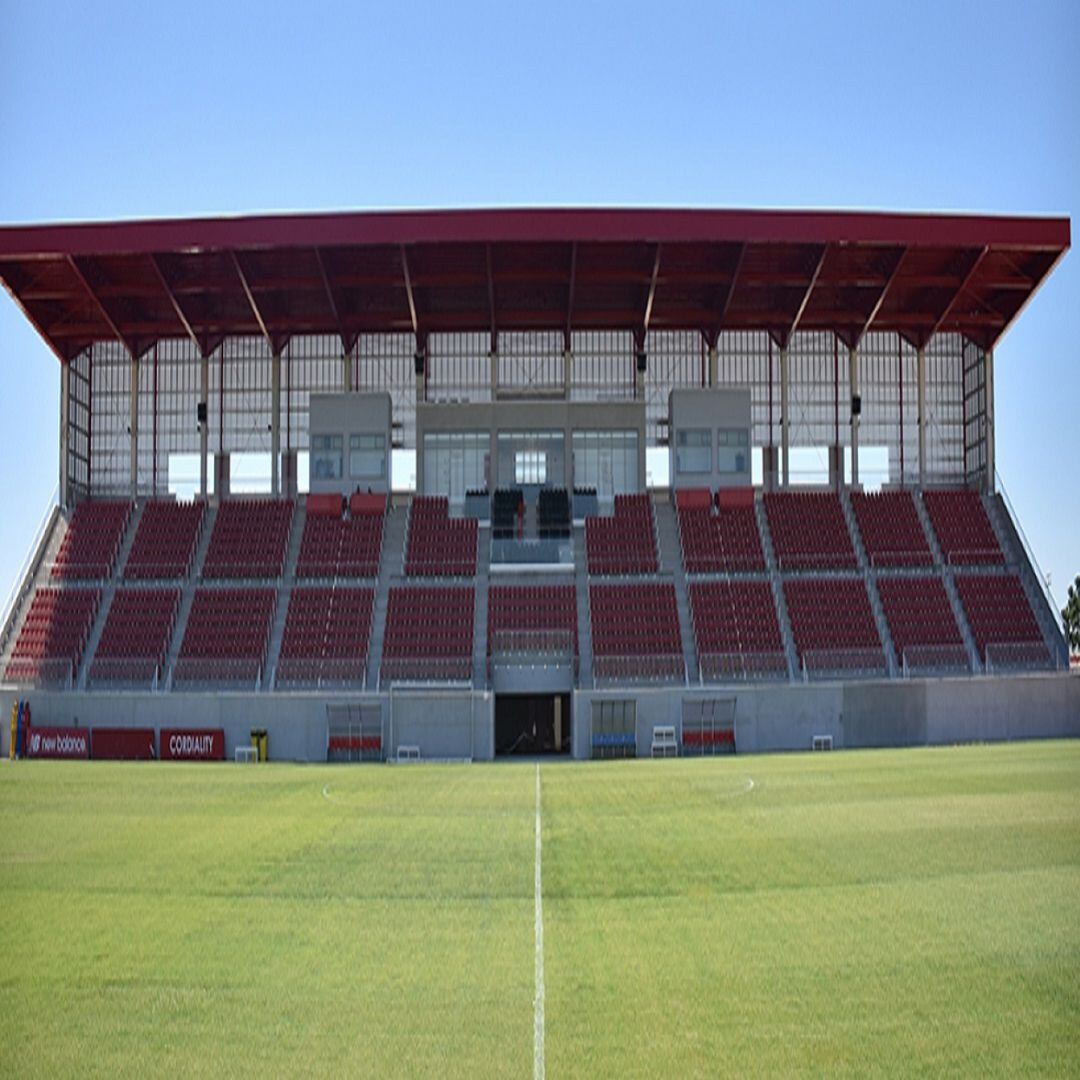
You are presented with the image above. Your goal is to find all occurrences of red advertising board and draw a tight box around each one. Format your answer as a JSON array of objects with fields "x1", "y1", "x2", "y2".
[
  {"x1": 91, "y1": 727, "x2": 156, "y2": 761},
  {"x1": 26, "y1": 727, "x2": 90, "y2": 760},
  {"x1": 159, "y1": 728, "x2": 225, "y2": 761}
]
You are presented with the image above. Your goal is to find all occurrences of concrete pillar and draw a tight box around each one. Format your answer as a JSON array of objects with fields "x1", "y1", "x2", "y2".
[
  {"x1": 762, "y1": 446, "x2": 779, "y2": 492},
  {"x1": 281, "y1": 450, "x2": 297, "y2": 500},
  {"x1": 490, "y1": 347, "x2": 498, "y2": 399},
  {"x1": 635, "y1": 348, "x2": 646, "y2": 402},
  {"x1": 984, "y1": 348, "x2": 995, "y2": 492},
  {"x1": 271, "y1": 351, "x2": 281, "y2": 497},
  {"x1": 828, "y1": 445, "x2": 843, "y2": 490},
  {"x1": 414, "y1": 345, "x2": 426, "y2": 406},
  {"x1": 199, "y1": 352, "x2": 210, "y2": 499},
  {"x1": 343, "y1": 347, "x2": 353, "y2": 393},
  {"x1": 129, "y1": 353, "x2": 139, "y2": 498},
  {"x1": 849, "y1": 345, "x2": 860, "y2": 488},
  {"x1": 917, "y1": 345, "x2": 927, "y2": 487},
  {"x1": 780, "y1": 345, "x2": 790, "y2": 486},
  {"x1": 708, "y1": 344, "x2": 718, "y2": 389},
  {"x1": 59, "y1": 361, "x2": 71, "y2": 509},
  {"x1": 214, "y1": 453, "x2": 231, "y2": 499},
  {"x1": 563, "y1": 348, "x2": 572, "y2": 399}
]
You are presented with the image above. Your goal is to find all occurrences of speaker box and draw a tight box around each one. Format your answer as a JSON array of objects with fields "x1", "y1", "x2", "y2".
[
  {"x1": 414, "y1": 350, "x2": 426, "y2": 377},
  {"x1": 851, "y1": 394, "x2": 862, "y2": 417},
  {"x1": 196, "y1": 401, "x2": 207, "y2": 425},
  {"x1": 636, "y1": 349, "x2": 647, "y2": 374}
]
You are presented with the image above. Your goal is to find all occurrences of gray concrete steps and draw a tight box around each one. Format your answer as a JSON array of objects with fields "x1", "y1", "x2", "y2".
[
  {"x1": 163, "y1": 503, "x2": 217, "y2": 689},
  {"x1": 839, "y1": 488, "x2": 869, "y2": 571},
  {"x1": 769, "y1": 574, "x2": 799, "y2": 681},
  {"x1": 366, "y1": 503, "x2": 409, "y2": 689},
  {"x1": 754, "y1": 495, "x2": 777, "y2": 573},
  {"x1": 941, "y1": 572, "x2": 982, "y2": 673},
  {"x1": 653, "y1": 498, "x2": 697, "y2": 684},
  {"x1": 912, "y1": 490, "x2": 946, "y2": 566},
  {"x1": 864, "y1": 573, "x2": 898, "y2": 678},
  {"x1": 263, "y1": 501, "x2": 307, "y2": 688}
]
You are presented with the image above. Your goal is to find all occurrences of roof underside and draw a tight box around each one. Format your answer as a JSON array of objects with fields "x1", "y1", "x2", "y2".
[{"x1": 0, "y1": 207, "x2": 1069, "y2": 362}]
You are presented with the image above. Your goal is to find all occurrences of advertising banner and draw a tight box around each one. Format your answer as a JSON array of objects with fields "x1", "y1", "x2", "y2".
[
  {"x1": 159, "y1": 728, "x2": 225, "y2": 761},
  {"x1": 26, "y1": 726, "x2": 90, "y2": 760},
  {"x1": 91, "y1": 727, "x2": 156, "y2": 761}
]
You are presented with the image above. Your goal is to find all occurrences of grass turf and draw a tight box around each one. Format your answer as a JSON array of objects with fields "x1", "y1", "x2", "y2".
[{"x1": 1, "y1": 740, "x2": 1078, "y2": 1076}]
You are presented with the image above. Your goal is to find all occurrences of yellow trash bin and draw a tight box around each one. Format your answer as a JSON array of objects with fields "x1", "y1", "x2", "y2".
[{"x1": 250, "y1": 728, "x2": 268, "y2": 762}]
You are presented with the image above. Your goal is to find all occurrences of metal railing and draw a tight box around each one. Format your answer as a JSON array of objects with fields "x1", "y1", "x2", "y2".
[
  {"x1": 984, "y1": 641, "x2": 1057, "y2": 674},
  {"x1": 171, "y1": 657, "x2": 262, "y2": 689},
  {"x1": 801, "y1": 648, "x2": 888, "y2": 680},
  {"x1": 87, "y1": 657, "x2": 161, "y2": 689},
  {"x1": 0, "y1": 486, "x2": 60, "y2": 649},
  {"x1": 2, "y1": 657, "x2": 74, "y2": 689},
  {"x1": 275, "y1": 657, "x2": 367, "y2": 689},
  {"x1": 379, "y1": 657, "x2": 473, "y2": 685},
  {"x1": 901, "y1": 645, "x2": 971, "y2": 677},
  {"x1": 699, "y1": 650, "x2": 788, "y2": 682},
  {"x1": 491, "y1": 629, "x2": 574, "y2": 658},
  {"x1": 593, "y1": 654, "x2": 685, "y2": 684}
]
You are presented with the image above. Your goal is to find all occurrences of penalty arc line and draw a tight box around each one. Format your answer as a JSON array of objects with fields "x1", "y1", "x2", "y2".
[{"x1": 534, "y1": 762, "x2": 545, "y2": 1080}]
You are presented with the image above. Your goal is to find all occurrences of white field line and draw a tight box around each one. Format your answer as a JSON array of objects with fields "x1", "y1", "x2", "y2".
[{"x1": 534, "y1": 762, "x2": 545, "y2": 1080}]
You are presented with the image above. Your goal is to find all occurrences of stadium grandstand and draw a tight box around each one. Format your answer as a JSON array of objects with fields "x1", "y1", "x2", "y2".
[{"x1": 0, "y1": 206, "x2": 1076, "y2": 762}]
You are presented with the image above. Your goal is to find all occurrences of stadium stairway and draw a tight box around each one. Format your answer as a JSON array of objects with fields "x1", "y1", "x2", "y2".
[
  {"x1": 263, "y1": 500, "x2": 308, "y2": 689},
  {"x1": 163, "y1": 502, "x2": 218, "y2": 690},
  {"x1": 984, "y1": 493, "x2": 1070, "y2": 666},
  {"x1": 365, "y1": 502, "x2": 409, "y2": 689},
  {"x1": 0, "y1": 504, "x2": 65, "y2": 668},
  {"x1": 839, "y1": 489, "x2": 871, "y2": 569},
  {"x1": 76, "y1": 502, "x2": 145, "y2": 688},
  {"x1": 471, "y1": 527, "x2": 491, "y2": 685},
  {"x1": 912, "y1": 491, "x2": 947, "y2": 565},
  {"x1": 654, "y1": 496, "x2": 699, "y2": 682},
  {"x1": 863, "y1": 575, "x2": 899, "y2": 679},
  {"x1": 573, "y1": 527, "x2": 594, "y2": 687},
  {"x1": 755, "y1": 495, "x2": 798, "y2": 678}
]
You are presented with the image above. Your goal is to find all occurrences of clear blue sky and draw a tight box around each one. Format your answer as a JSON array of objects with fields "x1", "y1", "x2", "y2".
[{"x1": 1, "y1": 0, "x2": 1077, "y2": 609}]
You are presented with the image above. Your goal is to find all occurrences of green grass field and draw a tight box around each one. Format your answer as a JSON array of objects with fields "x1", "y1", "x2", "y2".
[{"x1": 2, "y1": 741, "x2": 1078, "y2": 1077}]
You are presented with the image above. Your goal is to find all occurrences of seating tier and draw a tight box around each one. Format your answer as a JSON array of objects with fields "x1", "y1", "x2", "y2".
[
  {"x1": 876, "y1": 576, "x2": 963, "y2": 669},
  {"x1": 955, "y1": 574, "x2": 1044, "y2": 661},
  {"x1": 765, "y1": 493, "x2": 855, "y2": 570},
  {"x1": 175, "y1": 587, "x2": 276, "y2": 683},
  {"x1": 296, "y1": 513, "x2": 383, "y2": 579},
  {"x1": 589, "y1": 582, "x2": 683, "y2": 679},
  {"x1": 690, "y1": 580, "x2": 785, "y2": 677},
  {"x1": 586, "y1": 494, "x2": 658, "y2": 575},
  {"x1": 405, "y1": 497, "x2": 478, "y2": 577},
  {"x1": 783, "y1": 577, "x2": 883, "y2": 671},
  {"x1": 678, "y1": 504, "x2": 764, "y2": 573},
  {"x1": 488, "y1": 584, "x2": 577, "y2": 657},
  {"x1": 277, "y1": 586, "x2": 374, "y2": 685},
  {"x1": 851, "y1": 492, "x2": 932, "y2": 567},
  {"x1": 923, "y1": 490, "x2": 1003, "y2": 565},
  {"x1": 381, "y1": 585, "x2": 475, "y2": 681},
  {"x1": 90, "y1": 587, "x2": 180, "y2": 683},
  {"x1": 6, "y1": 587, "x2": 100, "y2": 682},
  {"x1": 124, "y1": 501, "x2": 205, "y2": 579},
  {"x1": 51, "y1": 501, "x2": 131, "y2": 580},
  {"x1": 202, "y1": 500, "x2": 294, "y2": 579}
]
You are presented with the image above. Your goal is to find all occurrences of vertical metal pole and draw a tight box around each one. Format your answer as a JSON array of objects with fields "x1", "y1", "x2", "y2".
[
  {"x1": 917, "y1": 344, "x2": 926, "y2": 488},
  {"x1": 563, "y1": 348, "x2": 572, "y2": 399},
  {"x1": 130, "y1": 352, "x2": 139, "y2": 499},
  {"x1": 59, "y1": 360, "x2": 71, "y2": 509},
  {"x1": 780, "y1": 344, "x2": 790, "y2": 487},
  {"x1": 708, "y1": 344, "x2": 718, "y2": 389},
  {"x1": 984, "y1": 348, "x2": 995, "y2": 492},
  {"x1": 849, "y1": 345, "x2": 859, "y2": 487},
  {"x1": 343, "y1": 345, "x2": 353, "y2": 393},
  {"x1": 271, "y1": 350, "x2": 281, "y2": 497},
  {"x1": 199, "y1": 349, "x2": 209, "y2": 499},
  {"x1": 490, "y1": 346, "x2": 498, "y2": 399},
  {"x1": 898, "y1": 335, "x2": 904, "y2": 486}
]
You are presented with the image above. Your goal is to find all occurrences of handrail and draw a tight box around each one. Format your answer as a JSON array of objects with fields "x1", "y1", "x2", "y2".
[
  {"x1": 994, "y1": 469, "x2": 1061, "y2": 630},
  {"x1": 0, "y1": 484, "x2": 60, "y2": 651}
]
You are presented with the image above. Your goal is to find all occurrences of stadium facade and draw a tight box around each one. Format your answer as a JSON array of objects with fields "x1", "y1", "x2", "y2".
[{"x1": 0, "y1": 207, "x2": 1076, "y2": 762}]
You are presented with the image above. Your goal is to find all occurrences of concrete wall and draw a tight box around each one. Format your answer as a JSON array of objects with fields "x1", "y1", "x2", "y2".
[
  {"x1": 2, "y1": 673, "x2": 1076, "y2": 763},
  {"x1": 668, "y1": 388, "x2": 752, "y2": 490},
  {"x1": 309, "y1": 393, "x2": 392, "y2": 495}
]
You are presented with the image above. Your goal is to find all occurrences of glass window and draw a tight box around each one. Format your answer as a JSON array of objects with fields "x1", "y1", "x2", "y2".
[
  {"x1": 572, "y1": 430, "x2": 639, "y2": 496},
  {"x1": 716, "y1": 427, "x2": 749, "y2": 474},
  {"x1": 350, "y1": 433, "x2": 386, "y2": 479},
  {"x1": 311, "y1": 434, "x2": 343, "y2": 480},
  {"x1": 676, "y1": 428, "x2": 711, "y2": 474},
  {"x1": 422, "y1": 432, "x2": 488, "y2": 497},
  {"x1": 515, "y1": 450, "x2": 547, "y2": 485}
]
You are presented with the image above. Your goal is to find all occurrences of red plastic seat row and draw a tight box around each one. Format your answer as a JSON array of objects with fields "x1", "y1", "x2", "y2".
[
  {"x1": 876, "y1": 576, "x2": 962, "y2": 667},
  {"x1": 51, "y1": 501, "x2": 131, "y2": 580},
  {"x1": 296, "y1": 513, "x2": 384, "y2": 578},
  {"x1": 783, "y1": 577, "x2": 882, "y2": 668},
  {"x1": 690, "y1": 580, "x2": 783, "y2": 656},
  {"x1": 202, "y1": 499, "x2": 294, "y2": 579},
  {"x1": 765, "y1": 493, "x2": 856, "y2": 570},
  {"x1": 589, "y1": 582, "x2": 682, "y2": 658},
  {"x1": 488, "y1": 584, "x2": 577, "y2": 656},
  {"x1": 89, "y1": 587, "x2": 181, "y2": 682},
  {"x1": 923, "y1": 490, "x2": 1003, "y2": 565},
  {"x1": 678, "y1": 505, "x2": 764, "y2": 573},
  {"x1": 7, "y1": 586, "x2": 101, "y2": 681},
  {"x1": 124, "y1": 500, "x2": 205, "y2": 579},
  {"x1": 955, "y1": 574, "x2": 1043, "y2": 659},
  {"x1": 851, "y1": 491, "x2": 932, "y2": 567},
  {"x1": 381, "y1": 585, "x2": 475, "y2": 681},
  {"x1": 405, "y1": 497, "x2": 478, "y2": 577},
  {"x1": 586, "y1": 495, "x2": 658, "y2": 575}
]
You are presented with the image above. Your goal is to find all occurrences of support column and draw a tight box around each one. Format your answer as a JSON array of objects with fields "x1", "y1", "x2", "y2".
[
  {"x1": 199, "y1": 352, "x2": 210, "y2": 499},
  {"x1": 414, "y1": 342, "x2": 426, "y2": 405},
  {"x1": 271, "y1": 350, "x2": 281, "y2": 498},
  {"x1": 635, "y1": 347, "x2": 646, "y2": 402},
  {"x1": 849, "y1": 345, "x2": 860, "y2": 487},
  {"x1": 129, "y1": 353, "x2": 139, "y2": 498},
  {"x1": 490, "y1": 347, "x2": 498, "y2": 399},
  {"x1": 984, "y1": 348, "x2": 995, "y2": 492},
  {"x1": 59, "y1": 361, "x2": 70, "y2": 509},
  {"x1": 917, "y1": 345, "x2": 927, "y2": 487},
  {"x1": 343, "y1": 347, "x2": 353, "y2": 393},
  {"x1": 780, "y1": 345, "x2": 790, "y2": 486},
  {"x1": 563, "y1": 348, "x2": 572, "y2": 399},
  {"x1": 708, "y1": 344, "x2": 718, "y2": 389}
]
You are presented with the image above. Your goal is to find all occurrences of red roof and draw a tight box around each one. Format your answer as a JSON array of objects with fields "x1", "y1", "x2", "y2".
[{"x1": 0, "y1": 206, "x2": 1068, "y2": 362}]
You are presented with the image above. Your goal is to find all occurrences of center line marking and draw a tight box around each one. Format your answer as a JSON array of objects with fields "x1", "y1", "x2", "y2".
[{"x1": 534, "y1": 762, "x2": 545, "y2": 1080}]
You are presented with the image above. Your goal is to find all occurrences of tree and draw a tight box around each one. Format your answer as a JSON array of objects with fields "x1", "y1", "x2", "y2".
[{"x1": 1062, "y1": 576, "x2": 1080, "y2": 653}]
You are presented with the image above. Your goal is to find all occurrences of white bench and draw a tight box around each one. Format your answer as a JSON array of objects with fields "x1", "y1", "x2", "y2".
[
  {"x1": 396, "y1": 745, "x2": 421, "y2": 763},
  {"x1": 234, "y1": 746, "x2": 258, "y2": 764},
  {"x1": 651, "y1": 725, "x2": 678, "y2": 758},
  {"x1": 812, "y1": 734, "x2": 833, "y2": 751}
]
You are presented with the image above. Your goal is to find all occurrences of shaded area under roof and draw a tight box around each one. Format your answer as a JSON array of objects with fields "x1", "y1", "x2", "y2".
[{"x1": 0, "y1": 206, "x2": 1069, "y2": 362}]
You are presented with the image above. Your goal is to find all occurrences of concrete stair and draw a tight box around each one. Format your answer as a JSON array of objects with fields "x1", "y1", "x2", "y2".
[
  {"x1": 573, "y1": 528, "x2": 593, "y2": 688},
  {"x1": 0, "y1": 506, "x2": 65, "y2": 667},
  {"x1": 654, "y1": 497, "x2": 698, "y2": 684},
  {"x1": 864, "y1": 572, "x2": 898, "y2": 678},
  {"x1": 941, "y1": 572, "x2": 982, "y2": 673},
  {"x1": 839, "y1": 488, "x2": 869, "y2": 571},
  {"x1": 163, "y1": 502, "x2": 217, "y2": 689},
  {"x1": 262, "y1": 501, "x2": 307, "y2": 689},
  {"x1": 366, "y1": 503, "x2": 409, "y2": 689},
  {"x1": 769, "y1": 574, "x2": 800, "y2": 681}
]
